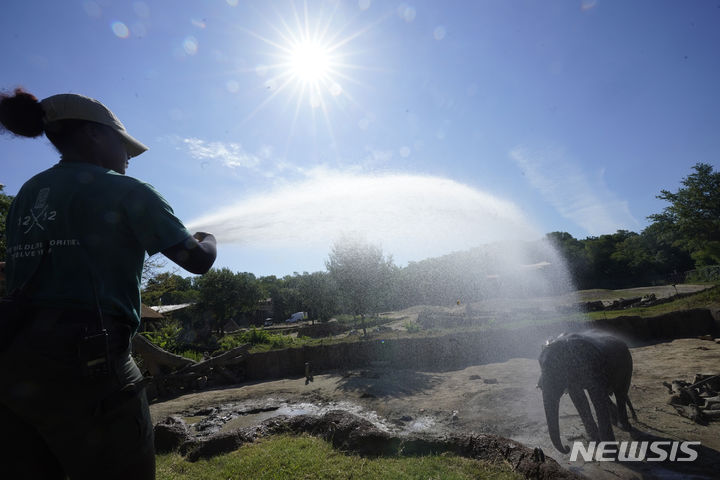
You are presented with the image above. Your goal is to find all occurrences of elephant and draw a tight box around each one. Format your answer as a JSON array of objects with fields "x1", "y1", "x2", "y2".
[{"x1": 538, "y1": 331, "x2": 636, "y2": 453}]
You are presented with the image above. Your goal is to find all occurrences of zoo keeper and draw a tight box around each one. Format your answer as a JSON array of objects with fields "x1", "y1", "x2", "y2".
[{"x1": 0, "y1": 89, "x2": 217, "y2": 479}]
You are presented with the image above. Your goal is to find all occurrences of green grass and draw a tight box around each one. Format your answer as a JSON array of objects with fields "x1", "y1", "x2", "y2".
[{"x1": 156, "y1": 434, "x2": 522, "y2": 480}]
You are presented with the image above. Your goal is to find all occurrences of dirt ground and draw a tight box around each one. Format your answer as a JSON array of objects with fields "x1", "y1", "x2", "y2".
[{"x1": 150, "y1": 336, "x2": 720, "y2": 479}]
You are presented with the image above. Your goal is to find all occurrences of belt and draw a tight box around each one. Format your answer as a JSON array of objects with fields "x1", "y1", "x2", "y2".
[{"x1": 28, "y1": 307, "x2": 132, "y2": 352}]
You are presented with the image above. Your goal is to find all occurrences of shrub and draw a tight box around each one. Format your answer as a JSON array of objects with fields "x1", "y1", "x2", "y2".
[{"x1": 403, "y1": 321, "x2": 421, "y2": 333}]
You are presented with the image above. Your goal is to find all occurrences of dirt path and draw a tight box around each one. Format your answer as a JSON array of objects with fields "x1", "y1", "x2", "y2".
[{"x1": 151, "y1": 337, "x2": 720, "y2": 479}]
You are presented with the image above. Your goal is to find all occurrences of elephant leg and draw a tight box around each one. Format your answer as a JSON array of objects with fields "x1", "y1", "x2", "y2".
[
  {"x1": 568, "y1": 386, "x2": 599, "y2": 441},
  {"x1": 589, "y1": 387, "x2": 615, "y2": 442},
  {"x1": 614, "y1": 392, "x2": 632, "y2": 430},
  {"x1": 608, "y1": 397, "x2": 618, "y2": 426}
]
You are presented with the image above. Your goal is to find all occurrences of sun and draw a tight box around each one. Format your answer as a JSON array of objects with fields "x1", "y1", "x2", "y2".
[
  {"x1": 287, "y1": 40, "x2": 332, "y2": 84},
  {"x1": 237, "y1": 1, "x2": 378, "y2": 145}
]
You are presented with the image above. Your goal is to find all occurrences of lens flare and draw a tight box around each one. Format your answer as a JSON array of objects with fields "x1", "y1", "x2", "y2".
[{"x1": 111, "y1": 21, "x2": 130, "y2": 39}]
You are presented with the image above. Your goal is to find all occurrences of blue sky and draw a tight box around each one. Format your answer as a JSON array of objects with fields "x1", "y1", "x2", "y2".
[{"x1": 1, "y1": 0, "x2": 719, "y2": 277}]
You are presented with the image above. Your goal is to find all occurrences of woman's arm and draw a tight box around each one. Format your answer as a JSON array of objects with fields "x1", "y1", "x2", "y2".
[{"x1": 161, "y1": 232, "x2": 217, "y2": 274}]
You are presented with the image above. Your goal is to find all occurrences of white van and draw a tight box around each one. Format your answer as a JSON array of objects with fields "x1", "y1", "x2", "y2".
[{"x1": 286, "y1": 311, "x2": 306, "y2": 323}]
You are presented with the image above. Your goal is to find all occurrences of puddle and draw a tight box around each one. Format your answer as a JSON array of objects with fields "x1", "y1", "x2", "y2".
[
  {"x1": 182, "y1": 399, "x2": 437, "y2": 437},
  {"x1": 405, "y1": 415, "x2": 436, "y2": 433}
]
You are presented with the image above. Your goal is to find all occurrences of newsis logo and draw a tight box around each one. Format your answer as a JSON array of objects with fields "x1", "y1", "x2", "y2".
[{"x1": 570, "y1": 441, "x2": 701, "y2": 462}]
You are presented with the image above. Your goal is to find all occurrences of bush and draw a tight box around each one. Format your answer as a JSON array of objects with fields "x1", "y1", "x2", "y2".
[
  {"x1": 142, "y1": 322, "x2": 182, "y2": 352},
  {"x1": 218, "y1": 328, "x2": 303, "y2": 353},
  {"x1": 403, "y1": 321, "x2": 421, "y2": 333},
  {"x1": 685, "y1": 265, "x2": 720, "y2": 283}
]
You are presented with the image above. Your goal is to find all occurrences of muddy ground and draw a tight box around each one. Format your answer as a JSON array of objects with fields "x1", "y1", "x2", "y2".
[{"x1": 150, "y1": 336, "x2": 720, "y2": 479}]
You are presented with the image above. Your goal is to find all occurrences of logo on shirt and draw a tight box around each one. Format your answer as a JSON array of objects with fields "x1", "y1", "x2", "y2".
[{"x1": 18, "y1": 187, "x2": 57, "y2": 234}]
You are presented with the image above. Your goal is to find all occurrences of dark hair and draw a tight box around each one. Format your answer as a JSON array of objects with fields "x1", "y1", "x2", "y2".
[
  {"x1": 0, "y1": 88, "x2": 92, "y2": 154},
  {"x1": 0, "y1": 88, "x2": 45, "y2": 137}
]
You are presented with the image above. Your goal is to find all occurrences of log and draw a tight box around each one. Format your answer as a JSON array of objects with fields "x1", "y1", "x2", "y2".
[
  {"x1": 132, "y1": 334, "x2": 196, "y2": 376},
  {"x1": 671, "y1": 404, "x2": 707, "y2": 424},
  {"x1": 176, "y1": 343, "x2": 250, "y2": 375}
]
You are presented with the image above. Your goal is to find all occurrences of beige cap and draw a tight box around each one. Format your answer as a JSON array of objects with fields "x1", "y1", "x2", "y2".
[{"x1": 40, "y1": 94, "x2": 148, "y2": 158}]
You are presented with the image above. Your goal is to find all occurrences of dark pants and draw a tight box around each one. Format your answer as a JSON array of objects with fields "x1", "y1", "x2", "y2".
[{"x1": 0, "y1": 309, "x2": 155, "y2": 479}]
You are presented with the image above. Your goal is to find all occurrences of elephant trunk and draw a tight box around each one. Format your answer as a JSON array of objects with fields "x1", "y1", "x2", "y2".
[{"x1": 543, "y1": 387, "x2": 570, "y2": 454}]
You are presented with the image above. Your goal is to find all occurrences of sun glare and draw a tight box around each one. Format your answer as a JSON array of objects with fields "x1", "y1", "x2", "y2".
[
  {"x1": 288, "y1": 40, "x2": 332, "y2": 83},
  {"x1": 238, "y1": 1, "x2": 378, "y2": 148}
]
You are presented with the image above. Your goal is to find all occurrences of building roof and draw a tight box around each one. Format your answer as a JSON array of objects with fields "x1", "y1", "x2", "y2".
[
  {"x1": 149, "y1": 303, "x2": 194, "y2": 314},
  {"x1": 141, "y1": 303, "x2": 164, "y2": 319}
]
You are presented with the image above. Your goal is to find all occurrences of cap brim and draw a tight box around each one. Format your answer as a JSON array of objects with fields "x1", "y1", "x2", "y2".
[{"x1": 119, "y1": 131, "x2": 149, "y2": 158}]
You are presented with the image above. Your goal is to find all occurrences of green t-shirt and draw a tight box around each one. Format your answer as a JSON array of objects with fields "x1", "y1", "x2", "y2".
[{"x1": 5, "y1": 162, "x2": 191, "y2": 329}]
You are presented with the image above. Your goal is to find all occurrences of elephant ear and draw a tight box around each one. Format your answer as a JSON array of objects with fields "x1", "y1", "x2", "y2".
[{"x1": 538, "y1": 341, "x2": 570, "y2": 389}]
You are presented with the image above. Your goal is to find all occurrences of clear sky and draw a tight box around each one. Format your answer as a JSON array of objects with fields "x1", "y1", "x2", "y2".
[{"x1": 1, "y1": 0, "x2": 719, "y2": 277}]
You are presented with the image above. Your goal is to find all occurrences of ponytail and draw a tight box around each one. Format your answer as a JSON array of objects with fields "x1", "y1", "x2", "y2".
[{"x1": 0, "y1": 88, "x2": 45, "y2": 138}]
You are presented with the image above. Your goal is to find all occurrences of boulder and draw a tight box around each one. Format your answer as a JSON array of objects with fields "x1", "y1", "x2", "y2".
[{"x1": 154, "y1": 416, "x2": 191, "y2": 453}]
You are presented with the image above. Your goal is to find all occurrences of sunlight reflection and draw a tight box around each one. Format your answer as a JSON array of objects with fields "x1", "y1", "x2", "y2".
[
  {"x1": 398, "y1": 4, "x2": 417, "y2": 23},
  {"x1": 111, "y1": 21, "x2": 130, "y2": 39},
  {"x1": 183, "y1": 36, "x2": 199, "y2": 55},
  {"x1": 433, "y1": 26, "x2": 446, "y2": 40},
  {"x1": 131, "y1": 22, "x2": 147, "y2": 38}
]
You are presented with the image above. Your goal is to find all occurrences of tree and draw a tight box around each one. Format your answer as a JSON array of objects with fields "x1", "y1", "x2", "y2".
[
  {"x1": 648, "y1": 163, "x2": 720, "y2": 267},
  {"x1": 326, "y1": 238, "x2": 394, "y2": 335},
  {"x1": 297, "y1": 271, "x2": 338, "y2": 323},
  {"x1": 195, "y1": 268, "x2": 261, "y2": 335},
  {"x1": 142, "y1": 272, "x2": 198, "y2": 306},
  {"x1": 0, "y1": 184, "x2": 13, "y2": 262}
]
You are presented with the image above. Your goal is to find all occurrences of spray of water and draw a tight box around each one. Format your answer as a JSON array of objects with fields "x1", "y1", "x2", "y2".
[
  {"x1": 188, "y1": 170, "x2": 577, "y2": 310},
  {"x1": 188, "y1": 172, "x2": 541, "y2": 264}
]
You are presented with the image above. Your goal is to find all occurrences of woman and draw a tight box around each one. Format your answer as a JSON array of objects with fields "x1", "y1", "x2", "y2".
[{"x1": 0, "y1": 89, "x2": 216, "y2": 479}]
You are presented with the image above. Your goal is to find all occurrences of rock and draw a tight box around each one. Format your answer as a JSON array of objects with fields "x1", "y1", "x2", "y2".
[
  {"x1": 185, "y1": 428, "x2": 256, "y2": 462},
  {"x1": 581, "y1": 300, "x2": 605, "y2": 312},
  {"x1": 698, "y1": 334, "x2": 714, "y2": 341},
  {"x1": 483, "y1": 378, "x2": 498, "y2": 384},
  {"x1": 469, "y1": 375, "x2": 482, "y2": 380},
  {"x1": 154, "y1": 416, "x2": 191, "y2": 453}
]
